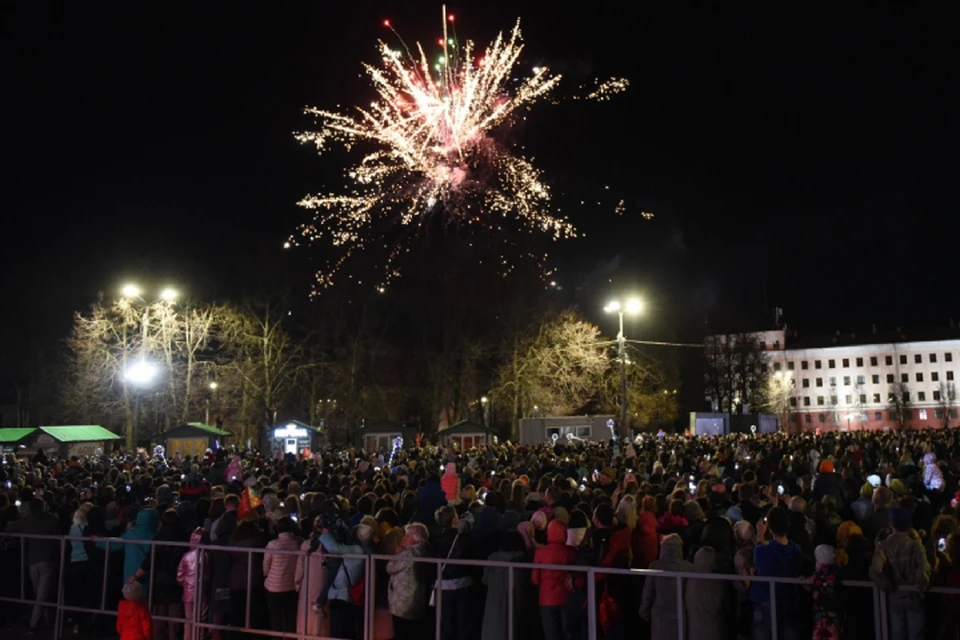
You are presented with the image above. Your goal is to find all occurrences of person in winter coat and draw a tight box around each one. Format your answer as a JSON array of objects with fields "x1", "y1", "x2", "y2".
[
  {"x1": 532, "y1": 519, "x2": 576, "y2": 640},
  {"x1": 263, "y1": 516, "x2": 304, "y2": 634},
  {"x1": 117, "y1": 581, "x2": 152, "y2": 640},
  {"x1": 177, "y1": 528, "x2": 209, "y2": 640},
  {"x1": 869, "y1": 507, "x2": 930, "y2": 639},
  {"x1": 129, "y1": 509, "x2": 188, "y2": 640},
  {"x1": 481, "y1": 530, "x2": 531, "y2": 640},
  {"x1": 750, "y1": 508, "x2": 803, "y2": 640},
  {"x1": 561, "y1": 510, "x2": 595, "y2": 640},
  {"x1": 430, "y1": 505, "x2": 480, "y2": 640},
  {"x1": 386, "y1": 523, "x2": 430, "y2": 640},
  {"x1": 640, "y1": 534, "x2": 694, "y2": 640},
  {"x1": 226, "y1": 456, "x2": 243, "y2": 484},
  {"x1": 441, "y1": 463, "x2": 460, "y2": 504},
  {"x1": 812, "y1": 461, "x2": 843, "y2": 504},
  {"x1": 295, "y1": 522, "x2": 329, "y2": 640},
  {"x1": 100, "y1": 509, "x2": 159, "y2": 595},
  {"x1": 319, "y1": 519, "x2": 367, "y2": 640},
  {"x1": 415, "y1": 475, "x2": 448, "y2": 527},
  {"x1": 632, "y1": 497, "x2": 659, "y2": 569},
  {"x1": 685, "y1": 546, "x2": 732, "y2": 640},
  {"x1": 923, "y1": 452, "x2": 945, "y2": 491},
  {"x1": 228, "y1": 518, "x2": 268, "y2": 634}
]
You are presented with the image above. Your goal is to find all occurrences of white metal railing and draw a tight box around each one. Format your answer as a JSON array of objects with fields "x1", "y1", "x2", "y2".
[{"x1": 0, "y1": 531, "x2": 952, "y2": 640}]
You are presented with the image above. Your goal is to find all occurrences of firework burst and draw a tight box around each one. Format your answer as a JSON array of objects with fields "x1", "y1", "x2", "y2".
[{"x1": 291, "y1": 8, "x2": 624, "y2": 293}]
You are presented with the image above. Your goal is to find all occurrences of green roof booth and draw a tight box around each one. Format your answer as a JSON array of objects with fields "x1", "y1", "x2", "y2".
[
  {"x1": 268, "y1": 420, "x2": 324, "y2": 457},
  {"x1": 438, "y1": 420, "x2": 495, "y2": 450},
  {"x1": 27, "y1": 425, "x2": 121, "y2": 458},
  {"x1": 163, "y1": 422, "x2": 231, "y2": 459},
  {"x1": 0, "y1": 428, "x2": 38, "y2": 453}
]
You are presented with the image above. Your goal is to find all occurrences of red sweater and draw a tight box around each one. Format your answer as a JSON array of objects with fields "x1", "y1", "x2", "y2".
[
  {"x1": 532, "y1": 520, "x2": 576, "y2": 605},
  {"x1": 117, "y1": 601, "x2": 152, "y2": 640}
]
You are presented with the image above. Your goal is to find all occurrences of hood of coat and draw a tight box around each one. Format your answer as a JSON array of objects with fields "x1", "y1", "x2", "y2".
[
  {"x1": 444, "y1": 462, "x2": 456, "y2": 476},
  {"x1": 547, "y1": 519, "x2": 567, "y2": 544},
  {"x1": 693, "y1": 546, "x2": 717, "y2": 573},
  {"x1": 659, "y1": 533, "x2": 684, "y2": 562}
]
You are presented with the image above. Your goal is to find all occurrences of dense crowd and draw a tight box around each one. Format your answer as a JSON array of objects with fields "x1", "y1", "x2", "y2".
[{"x1": 2, "y1": 428, "x2": 960, "y2": 640}]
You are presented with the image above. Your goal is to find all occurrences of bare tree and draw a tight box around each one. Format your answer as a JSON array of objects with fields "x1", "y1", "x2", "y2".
[
  {"x1": 937, "y1": 381, "x2": 957, "y2": 428},
  {"x1": 887, "y1": 381, "x2": 911, "y2": 430},
  {"x1": 598, "y1": 347, "x2": 679, "y2": 431},
  {"x1": 703, "y1": 333, "x2": 769, "y2": 414}
]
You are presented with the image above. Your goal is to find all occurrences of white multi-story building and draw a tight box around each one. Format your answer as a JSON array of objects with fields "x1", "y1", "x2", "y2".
[{"x1": 710, "y1": 328, "x2": 960, "y2": 431}]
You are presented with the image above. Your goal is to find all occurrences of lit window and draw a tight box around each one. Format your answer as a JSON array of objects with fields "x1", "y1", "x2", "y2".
[
  {"x1": 843, "y1": 376, "x2": 851, "y2": 385},
  {"x1": 873, "y1": 393, "x2": 881, "y2": 403}
]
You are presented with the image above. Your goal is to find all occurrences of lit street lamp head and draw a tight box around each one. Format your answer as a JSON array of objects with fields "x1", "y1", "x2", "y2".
[
  {"x1": 125, "y1": 360, "x2": 158, "y2": 386},
  {"x1": 625, "y1": 298, "x2": 643, "y2": 315},
  {"x1": 121, "y1": 283, "x2": 141, "y2": 299},
  {"x1": 604, "y1": 300, "x2": 621, "y2": 313},
  {"x1": 160, "y1": 287, "x2": 178, "y2": 302},
  {"x1": 209, "y1": 381, "x2": 219, "y2": 390}
]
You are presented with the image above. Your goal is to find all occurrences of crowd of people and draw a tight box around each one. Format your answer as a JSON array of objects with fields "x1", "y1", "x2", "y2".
[{"x1": 1, "y1": 427, "x2": 960, "y2": 640}]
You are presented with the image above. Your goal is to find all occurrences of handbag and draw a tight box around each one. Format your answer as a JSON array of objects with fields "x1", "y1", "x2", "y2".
[{"x1": 429, "y1": 532, "x2": 460, "y2": 607}]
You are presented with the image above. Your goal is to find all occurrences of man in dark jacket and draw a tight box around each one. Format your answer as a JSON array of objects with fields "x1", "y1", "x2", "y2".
[
  {"x1": 812, "y1": 460, "x2": 844, "y2": 504},
  {"x1": 430, "y1": 505, "x2": 479, "y2": 640},
  {"x1": 6, "y1": 499, "x2": 60, "y2": 631}
]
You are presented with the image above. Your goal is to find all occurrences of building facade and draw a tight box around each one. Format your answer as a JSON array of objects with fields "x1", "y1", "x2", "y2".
[{"x1": 708, "y1": 328, "x2": 960, "y2": 431}]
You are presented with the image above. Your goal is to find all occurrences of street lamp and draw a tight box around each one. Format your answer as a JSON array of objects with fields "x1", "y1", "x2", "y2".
[
  {"x1": 125, "y1": 360, "x2": 157, "y2": 446},
  {"x1": 206, "y1": 381, "x2": 219, "y2": 425},
  {"x1": 121, "y1": 283, "x2": 142, "y2": 299},
  {"x1": 160, "y1": 287, "x2": 179, "y2": 302},
  {"x1": 480, "y1": 396, "x2": 489, "y2": 426},
  {"x1": 604, "y1": 297, "x2": 644, "y2": 438}
]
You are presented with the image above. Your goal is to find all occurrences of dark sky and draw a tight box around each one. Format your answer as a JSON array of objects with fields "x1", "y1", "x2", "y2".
[{"x1": 2, "y1": 2, "x2": 958, "y2": 353}]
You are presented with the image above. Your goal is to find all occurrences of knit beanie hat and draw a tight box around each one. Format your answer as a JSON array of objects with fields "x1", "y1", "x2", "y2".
[
  {"x1": 889, "y1": 507, "x2": 912, "y2": 532},
  {"x1": 818, "y1": 460, "x2": 835, "y2": 474},
  {"x1": 860, "y1": 482, "x2": 874, "y2": 498},
  {"x1": 815, "y1": 544, "x2": 836, "y2": 566}
]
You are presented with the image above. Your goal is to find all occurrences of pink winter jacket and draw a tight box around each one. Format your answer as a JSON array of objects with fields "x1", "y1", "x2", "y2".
[
  {"x1": 263, "y1": 532, "x2": 304, "y2": 593},
  {"x1": 177, "y1": 550, "x2": 200, "y2": 603}
]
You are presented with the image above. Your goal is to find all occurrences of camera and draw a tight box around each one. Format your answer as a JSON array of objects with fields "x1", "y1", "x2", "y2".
[{"x1": 777, "y1": 485, "x2": 785, "y2": 496}]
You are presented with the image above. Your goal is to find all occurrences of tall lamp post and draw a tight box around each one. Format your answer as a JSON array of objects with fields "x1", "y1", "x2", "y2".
[
  {"x1": 604, "y1": 297, "x2": 644, "y2": 439},
  {"x1": 124, "y1": 360, "x2": 158, "y2": 448},
  {"x1": 205, "y1": 381, "x2": 219, "y2": 425}
]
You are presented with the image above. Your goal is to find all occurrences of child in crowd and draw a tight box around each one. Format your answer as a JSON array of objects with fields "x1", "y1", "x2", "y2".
[
  {"x1": 117, "y1": 581, "x2": 153, "y2": 640},
  {"x1": 810, "y1": 544, "x2": 841, "y2": 640},
  {"x1": 177, "y1": 527, "x2": 209, "y2": 640}
]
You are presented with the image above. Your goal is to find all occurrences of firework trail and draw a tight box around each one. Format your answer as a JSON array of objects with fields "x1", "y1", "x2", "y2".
[{"x1": 290, "y1": 7, "x2": 627, "y2": 294}]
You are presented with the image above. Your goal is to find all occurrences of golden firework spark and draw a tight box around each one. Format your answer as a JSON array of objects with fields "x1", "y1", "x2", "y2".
[{"x1": 292, "y1": 8, "x2": 622, "y2": 293}]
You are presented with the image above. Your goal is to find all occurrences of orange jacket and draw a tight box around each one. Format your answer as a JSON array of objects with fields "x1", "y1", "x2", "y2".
[{"x1": 117, "y1": 600, "x2": 152, "y2": 640}]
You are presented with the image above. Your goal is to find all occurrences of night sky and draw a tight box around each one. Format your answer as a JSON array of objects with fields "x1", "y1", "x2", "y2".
[{"x1": 2, "y1": 2, "x2": 958, "y2": 358}]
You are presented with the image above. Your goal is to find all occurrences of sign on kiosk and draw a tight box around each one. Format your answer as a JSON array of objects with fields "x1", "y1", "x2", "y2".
[{"x1": 275, "y1": 424, "x2": 308, "y2": 439}]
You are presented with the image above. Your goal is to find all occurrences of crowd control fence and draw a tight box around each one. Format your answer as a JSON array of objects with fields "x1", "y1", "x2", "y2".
[{"x1": 0, "y1": 531, "x2": 952, "y2": 640}]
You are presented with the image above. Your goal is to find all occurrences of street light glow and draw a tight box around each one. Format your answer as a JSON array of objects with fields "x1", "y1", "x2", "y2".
[
  {"x1": 604, "y1": 300, "x2": 621, "y2": 313},
  {"x1": 121, "y1": 283, "x2": 141, "y2": 298},
  {"x1": 209, "y1": 381, "x2": 219, "y2": 390},
  {"x1": 160, "y1": 287, "x2": 178, "y2": 301},
  {"x1": 481, "y1": 396, "x2": 489, "y2": 404},
  {"x1": 125, "y1": 360, "x2": 157, "y2": 386},
  {"x1": 625, "y1": 298, "x2": 643, "y2": 314}
]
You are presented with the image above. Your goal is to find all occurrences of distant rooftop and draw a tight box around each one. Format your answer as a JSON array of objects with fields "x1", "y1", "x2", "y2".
[{"x1": 786, "y1": 326, "x2": 960, "y2": 350}]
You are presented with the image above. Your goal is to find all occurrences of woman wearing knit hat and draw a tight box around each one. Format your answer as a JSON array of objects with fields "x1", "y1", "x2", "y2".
[{"x1": 639, "y1": 534, "x2": 693, "y2": 640}]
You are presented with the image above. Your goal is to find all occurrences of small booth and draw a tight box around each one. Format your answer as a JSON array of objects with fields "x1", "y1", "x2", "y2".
[
  {"x1": 0, "y1": 428, "x2": 38, "y2": 454},
  {"x1": 164, "y1": 422, "x2": 231, "y2": 458},
  {"x1": 438, "y1": 420, "x2": 495, "y2": 449},
  {"x1": 358, "y1": 420, "x2": 413, "y2": 451},
  {"x1": 268, "y1": 420, "x2": 323, "y2": 456},
  {"x1": 29, "y1": 425, "x2": 121, "y2": 458},
  {"x1": 518, "y1": 415, "x2": 615, "y2": 446}
]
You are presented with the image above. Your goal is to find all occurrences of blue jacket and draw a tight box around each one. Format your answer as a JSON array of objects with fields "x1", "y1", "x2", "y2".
[
  {"x1": 98, "y1": 509, "x2": 159, "y2": 582},
  {"x1": 319, "y1": 532, "x2": 366, "y2": 603},
  {"x1": 749, "y1": 539, "x2": 802, "y2": 612},
  {"x1": 416, "y1": 482, "x2": 447, "y2": 525}
]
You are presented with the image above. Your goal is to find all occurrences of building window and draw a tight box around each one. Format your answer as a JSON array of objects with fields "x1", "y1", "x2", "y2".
[
  {"x1": 873, "y1": 393, "x2": 881, "y2": 403},
  {"x1": 787, "y1": 361, "x2": 795, "y2": 370},
  {"x1": 804, "y1": 397, "x2": 811, "y2": 406},
  {"x1": 773, "y1": 362, "x2": 781, "y2": 371},
  {"x1": 901, "y1": 373, "x2": 909, "y2": 383},
  {"x1": 857, "y1": 375, "x2": 866, "y2": 385},
  {"x1": 875, "y1": 411, "x2": 883, "y2": 421},
  {"x1": 818, "y1": 414, "x2": 826, "y2": 423},
  {"x1": 948, "y1": 371, "x2": 955, "y2": 381},
  {"x1": 790, "y1": 414, "x2": 799, "y2": 424},
  {"x1": 951, "y1": 409, "x2": 958, "y2": 418},
  {"x1": 815, "y1": 360, "x2": 822, "y2": 369},
  {"x1": 842, "y1": 358, "x2": 849, "y2": 367},
  {"x1": 931, "y1": 354, "x2": 938, "y2": 363},
  {"x1": 947, "y1": 353, "x2": 954, "y2": 363},
  {"x1": 760, "y1": 341, "x2": 766, "y2": 350},
  {"x1": 789, "y1": 397, "x2": 797, "y2": 407},
  {"x1": 816, "y1": 378, "x2": 823, "y2": 387},
  {"x1": 774, "y1": 340, "x2": 780, "y2": 349},
  {"x1": 919, "y1": 392, "x2": 926, "y2": 401},
  {"x1": 936, "y1": 409, "x2": 943, "y2": 419},
  {"x1": 915, "y1": 354, "x2": 922, "y2": 364},
  {"x1": 934, "y1": 390, "x2": 942, "y2": 401},
  {"x1": 887, "y1": 374, "x2": 895, "y2": 383},
  {"x1": 804, "y1": 414, "x2": 812, "y2": 423},
  {"x1": 861, "y1": 394, "x2": 868, "y2": 404},
  {"x1": 829, "y1": 377, "x2": 837, "y2": 387},
  {"x1": 845, "y1": 395, "x2": 852, "y2": 404},
  {"x1": 872, "y1": 375, "x2": 880, "y2": 384},
  {"x1": 830, "y1": 395, "x2": 838, "y2": 405},
  {"x1": 802, "y1": 379, "x2": 810, "y2": 388},
  {"x1": 817, "y1": 396, "x2": 825, "y2": 405},
  {"x1": 885, "y1": 356, "x2": 893, "y2": 366},
  {"x1": 828, "y1": 359, "x2": 836, "y2": 368},
  {"x1": 857, "y1": 357, "x2": 864, "y2": 367},
  {"x1": 903, "y1": 392, "x2": 910, "y2": 402},
  {"x1": 801, "y1": 361, "x2": 809, "y2": 370},
  {"x1": 843, "y1": 376, "x2": 851, "y2": 386},
  {"x1": 900, "y1": 355, "x2": 908, "y2": 365},
  {"x1": 932, "y1": 372, "x2": 940, "y2": 382},
  {"x1": 916, "y1": 372, "x2": 924, "y2": 382}
]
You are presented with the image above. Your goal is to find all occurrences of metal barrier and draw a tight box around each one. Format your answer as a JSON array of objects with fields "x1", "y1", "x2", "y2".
[{"x1": 0, "y1": 531, "x2": 954, "y2": 640}]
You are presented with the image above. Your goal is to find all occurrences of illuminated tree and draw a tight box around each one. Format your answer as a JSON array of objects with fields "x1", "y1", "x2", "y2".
[{"x1": 887, "y1": 381, "x2": 911, "y2": 430}]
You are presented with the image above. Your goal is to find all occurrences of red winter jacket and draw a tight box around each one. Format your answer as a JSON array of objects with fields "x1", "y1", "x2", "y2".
[
  {"x1": 116, "y1": 600, "x2": 152, "y2": 640},
  {"x1": 632, "y1": 511, "x2": 659, "y2": 569},
  {"x1": 532, "y1": 520, "x2": 576, "y2": 606}
]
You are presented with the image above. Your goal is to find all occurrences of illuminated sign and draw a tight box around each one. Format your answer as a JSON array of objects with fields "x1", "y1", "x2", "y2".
[{"x1": 275, "y1": 424, "x2": 308, "y2": 439}]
